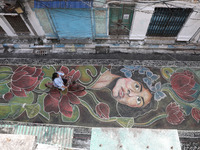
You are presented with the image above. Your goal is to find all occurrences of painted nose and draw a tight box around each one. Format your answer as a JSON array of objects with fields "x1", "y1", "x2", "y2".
[{"x1": 128, "y1": 91, "x2": 138, "y2": 97}]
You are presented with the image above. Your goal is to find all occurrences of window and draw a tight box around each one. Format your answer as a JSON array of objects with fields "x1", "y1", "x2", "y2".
[
  {"x1": 5, "y1": 15, "x2": 30, "y2": 35},
  {"x1": 109, "y1": 4, "x2": 134, "y2": 35},
  {"x1": 146, "y1": 7, "x2": 192, "y2": 37}
]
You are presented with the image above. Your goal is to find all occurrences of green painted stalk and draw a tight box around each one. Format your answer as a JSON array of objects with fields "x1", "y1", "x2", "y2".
[
  {"x1": 87, "y1": 90, "x2": 99, "y2": 104},
  {"x1": 86, "y1": 66, "x2": 106, "y2": 89},
  {"x1": 134, "y1": 114, "x2": 167, "y2": 127}
]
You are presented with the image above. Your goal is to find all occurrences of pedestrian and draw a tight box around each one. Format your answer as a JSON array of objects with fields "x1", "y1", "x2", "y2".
[{"x1": 52, "y1": 71, "x2": 68, "y2": 91}]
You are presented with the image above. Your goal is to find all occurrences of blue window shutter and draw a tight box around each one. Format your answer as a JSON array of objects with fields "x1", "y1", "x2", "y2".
[{"x1": 48, "y1": 9, "x2": 93, "y2": 39}]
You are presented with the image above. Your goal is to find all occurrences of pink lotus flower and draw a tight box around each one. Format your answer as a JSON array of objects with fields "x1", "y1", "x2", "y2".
[
  {"x1": 3, "y1": 65, "x2": 44, "y2": 101},
  {"x1": 166, "y1": 102, "x2": 185, "y2": 125},
  {"x1": 170, "y1": 70, "x2": 197, "y2": 102},
  {"x1": 44, "y1": 66, "x2": 87, "y2": 118},
  {"x1": 191, "y1": 108, "x2": 200, "y2": 123},
  {"x1": 95, "y1": 102, "x2": 110, "y2": 119}
]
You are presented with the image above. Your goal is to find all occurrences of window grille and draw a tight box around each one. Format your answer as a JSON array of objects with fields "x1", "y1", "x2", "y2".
[
  {"x1": 4, "y1": 15, "x2": 30, "y2": 35},
  {"x1": 146, "y1": 7, "x2": 192, "y2": 37},
  {"x1": 109, "y1": 4, "x2": 134, "y2": 35}
]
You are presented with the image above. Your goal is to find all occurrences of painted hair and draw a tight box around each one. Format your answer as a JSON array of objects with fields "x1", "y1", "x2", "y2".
[
  {"x1": 107, "y1": 66, "x2": 159, "y2": 118},
  {"x1": 52, "y1": 72, "x2": 58, "y2": 81}
]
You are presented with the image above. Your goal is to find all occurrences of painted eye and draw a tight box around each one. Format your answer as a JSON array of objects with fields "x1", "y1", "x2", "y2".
[
  {"x1": 127, "y1": 89, "x2": 131, "y2": 94},
  {"x1": 136, "y1": 97, "x2": 141, "y2": 105},
  {"x1": 135, "y1": 83, "x2": 140, "y2": 90}
]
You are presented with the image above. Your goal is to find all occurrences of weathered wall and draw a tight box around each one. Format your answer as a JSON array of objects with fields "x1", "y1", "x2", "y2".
[{"x1": 94, "y1": 9, "x2": 108, "y2": 37}]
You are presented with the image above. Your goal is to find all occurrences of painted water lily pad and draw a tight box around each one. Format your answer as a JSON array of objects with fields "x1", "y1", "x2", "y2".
[
  {"x1": 25, "y1": 103, "x2": 40, "y2": 118},
  {"x1": 10, "y1": 104, "x2": 25, "y2": 119},
  {"x1": 0, "y1": 105, "x2": 11, "y2": 119},
  {"x1": 0, "y1": 84, "x2": 9, "y2": 97},
  {"x1": 9, "y1": 92, "x2": 34, "y2": 104},
  {"x1": 39, "y1": 77, "x2": 52, "y2": 90},
  {"x1": 37, "y1": 93, "x2": 50, "y2": 120},
  {"x1": 0, "y1": 66, "x2": 12, "y2": 81},
  {"x1": 61, "y1": 105, "x2": 80, "y2": 122},
  {"x1": 76, "y1": 66, "x2": 97, "y2": 83},
  {"x1": 42, "y1": 66, "x2": 56, "y2": 78}
]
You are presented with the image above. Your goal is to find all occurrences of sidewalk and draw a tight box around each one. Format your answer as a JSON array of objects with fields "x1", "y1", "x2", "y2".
[{"x1": 0, "y1": 38, "x2": 200, "y2": 55}]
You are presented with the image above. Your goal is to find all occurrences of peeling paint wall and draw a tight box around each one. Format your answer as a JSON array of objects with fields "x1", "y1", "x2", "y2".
[
  {"x1": 94, "y1": 9, "x2": 108, "y2": 37},
  {"x1": 34, "y1": 9, "x2": 56, "y2": 38}
]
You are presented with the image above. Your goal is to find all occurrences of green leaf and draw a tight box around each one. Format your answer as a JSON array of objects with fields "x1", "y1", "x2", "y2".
[
  {"x1": 10, "y1": 104, "x2": 25, "y2": 119},
  {"x1": 42, "y1": 66, "x2": 56, "y2": 78},
  {"x1": 61, "y1": 105, "x2": 80, "y2": 122},
  {"x1": 0, "y1": 66, "x2": 12, "y2": 81},
  {"x1": 9, "y1": 92, "x2": 34, "y2": 104},
  {"x1": 0, "y1": 80, "x2": 10, "y2": 85},
  {"x1": 76, "y1": 66, "x2": 97, "y2": 84},
  {"x1": 39, "y1": 77, "x2": 52, "y2": 90},
  {"x1": 116, "y1": 117, "x2": 134, "y2": 128},
  {"x1": 101, "y1": 66, "x2": 108, "y2": 74},
  {"x1": 0, "y1": 66, "x2": 12, "y2": 72},
  {"x1": 25, "y1": 103, "x2": 40, "y2": 118},
  {"x1": 0, "y1": 104, "x2": 11, "y2": 119},
  {"x1": 0, "y1": 84, "x2": 9, "y2": 97},
  {"x1": 37, "y1": 93, "x2": 50, "y2": 120},
  {"x1": 161, "y1": 68, "x2": 174, "y2": 81},
  {"x1": 195, "y1": 70, "x2": 200, "y2": 77},
  {"x1": 0, "y1": 74, "x2": 11, "y2": 81}
]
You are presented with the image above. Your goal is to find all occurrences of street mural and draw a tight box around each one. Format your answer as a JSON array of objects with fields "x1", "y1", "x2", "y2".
[{"x1": 0, "y1": 65, "x2": 200, "y2": 129}]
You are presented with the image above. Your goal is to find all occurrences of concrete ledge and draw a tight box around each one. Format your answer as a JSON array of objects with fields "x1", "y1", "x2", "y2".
[
  {"x1": 0, "y1": 134, "x2": 36, "y2": 150},
  {"x1": 90, "y1": 128, "x2": 181, "y2": 150}
]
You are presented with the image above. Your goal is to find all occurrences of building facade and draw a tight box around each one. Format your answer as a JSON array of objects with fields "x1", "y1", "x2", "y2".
[{"x1": 0, "y1": 0, "x2": 200, "y2": 53}]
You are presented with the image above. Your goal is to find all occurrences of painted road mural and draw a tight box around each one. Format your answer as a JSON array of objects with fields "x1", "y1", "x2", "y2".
[{"x1": 0, "y1": 65, "x2": 200, "y2": 129}]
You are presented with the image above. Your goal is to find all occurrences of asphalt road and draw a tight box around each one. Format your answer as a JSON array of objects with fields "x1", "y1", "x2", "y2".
[{"x1": 0, "y1": 52, "x2": 200, "y2": 62}]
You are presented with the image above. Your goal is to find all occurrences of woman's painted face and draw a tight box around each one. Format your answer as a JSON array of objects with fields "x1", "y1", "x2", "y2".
[{"x1": 112, "y1": 78, "x2": 152, "y2": 108}]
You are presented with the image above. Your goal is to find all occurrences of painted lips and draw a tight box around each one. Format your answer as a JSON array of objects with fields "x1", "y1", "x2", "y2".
[{"x1": 119, "y1": 88, "x2": 125, "y2": 98}]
